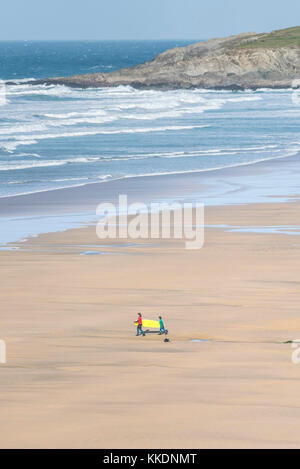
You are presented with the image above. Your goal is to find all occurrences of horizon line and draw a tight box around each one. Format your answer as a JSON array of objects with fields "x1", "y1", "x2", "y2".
[{"x1": 0, "y1": 38, "x2": 204, "y2": 42}]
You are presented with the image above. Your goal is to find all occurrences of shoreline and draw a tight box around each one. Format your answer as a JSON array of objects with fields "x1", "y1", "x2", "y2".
[
  {"x1": 0, "y1": 149, "x2": 296, "y2": 202},
  {"x1": 1, "y1": 152, "x2": 300, "y2": 246},
  {"x1": 28, "y1": 79, "x2": 298, "y2": 91},
  {"x1": 2, "y1": 151, "x2": 299, "y2": 210},
  {"x1": 7, "y1": 79, "x2": 299, "y2": 91}
]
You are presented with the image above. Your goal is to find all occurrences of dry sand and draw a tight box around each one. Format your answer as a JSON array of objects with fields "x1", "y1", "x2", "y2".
[{"x1": 1, "y1": 200, "x2": 300, "y2": 448}]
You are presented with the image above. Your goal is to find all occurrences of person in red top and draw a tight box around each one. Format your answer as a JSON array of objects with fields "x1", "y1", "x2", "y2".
[{"x1": 136, "y1": 313, "x2": 145, "y2": 336}]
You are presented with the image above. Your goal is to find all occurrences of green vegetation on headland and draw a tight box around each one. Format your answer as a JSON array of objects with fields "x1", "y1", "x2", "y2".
[{"x1": 237, "y1": 26, "x2": 300, "y2": 49}]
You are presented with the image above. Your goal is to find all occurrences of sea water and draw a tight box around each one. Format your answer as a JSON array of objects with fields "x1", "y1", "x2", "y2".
[{"x1": 0, "y1": 40, "x2": 300, "y2": 198}]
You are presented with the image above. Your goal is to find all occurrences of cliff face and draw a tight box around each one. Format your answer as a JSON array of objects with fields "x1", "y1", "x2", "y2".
[{"x1": 34, "y1": 27, "x2": 300, "y2": 90}]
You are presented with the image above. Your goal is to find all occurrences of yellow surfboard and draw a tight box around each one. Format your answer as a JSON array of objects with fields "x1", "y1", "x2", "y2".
[{"x1": 135, "y1": 319, "x2": 160, "y2": 329}]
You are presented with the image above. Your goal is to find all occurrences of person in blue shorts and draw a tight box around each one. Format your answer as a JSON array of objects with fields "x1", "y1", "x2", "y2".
[{"x1": 158, "y1": 316, "x2": 168, "y2": 335}]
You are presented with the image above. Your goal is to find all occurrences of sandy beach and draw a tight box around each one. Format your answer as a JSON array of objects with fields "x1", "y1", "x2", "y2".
[
  {"x1": 1, "y1": 183, "x2": 300, "y2": 448},
  {"x1": 3, "y1": 2, "x2": 300, "y2": 454}
]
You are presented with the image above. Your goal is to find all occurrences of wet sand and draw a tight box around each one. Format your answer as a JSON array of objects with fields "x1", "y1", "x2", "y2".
[
  {"x1": 1, "y1": 153, "x2": 300, "y2": 219},
  {"x1": 1, "y1": 198, "x2": 300, "y2": 448}
]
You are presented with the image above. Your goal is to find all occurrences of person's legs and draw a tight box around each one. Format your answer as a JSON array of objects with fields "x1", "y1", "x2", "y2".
[{"x1": 137, "y1": 324, "x2": 145, "y2": 336}]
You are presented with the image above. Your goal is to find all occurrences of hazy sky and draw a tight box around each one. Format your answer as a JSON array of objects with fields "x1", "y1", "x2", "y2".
[{"x1": 1, "y1": 0, "x2": 300, "y2": 40}]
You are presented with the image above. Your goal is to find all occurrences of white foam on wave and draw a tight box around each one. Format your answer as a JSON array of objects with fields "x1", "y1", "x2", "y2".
[
  {"x1": 3, "y1": 140, "x2": 38, "y2": 152},
  {"x1": 118, "y1": 150, "x2": 300, "y2": 180},
  {"x1": 35, "y1": 101, "x2": 223, "y2": 129},
  {"x1": 43, "y1": 109, "x2": 107, "y2": 119},
  {"x1": 0, "y1": 124, "x2": 210, "y2": 152},
  {"x1": 1, "y1": 150, "x2": 298, "y2": 199},
  {"x1": 2, "y1": 84, "x2": 264, "y2": 150},
  {"x1": 97, "y1": 145, "x2": 283, "y2": 162},
  {"x1": 226, "y1": 96, "x2": 263, "y2": 103},
  {"x1": 0, "y1": 123, "x2": 48, "y2": 135},
  {"x1": 5, "y1": 78, "x2": 36, "y2": 84},
  {"x1": 0, "y1": 156, "x2": 101, "y2": 171},
  {"x1": 53, "y1": 177, "x2": 89, "y2": 182},
  {"x1": 4, "y1": 148, "x2": 294, "y2": 174},
  {"x1": 14, "y1": 152, "x2": 41, "y2": 158},
  {"x1": 0, "y1": 160, "x2": 67, "y2": 171},
  {"x1": 6, "y1": 83, "x2": 74, "y2": 98},
  {"x1": 49, "y1": 115, "x2": 117, "y2": 126},
  {"x1": 97, "y1": 174, "x2": 113, "y2": 180},
  {"x1": 0, "y1": 143, "x2": 283, "y2": 169}
]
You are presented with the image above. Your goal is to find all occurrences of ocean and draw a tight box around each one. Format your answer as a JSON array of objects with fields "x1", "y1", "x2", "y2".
[{"x1": 1, "y1": 40, "x2": 300, "y2": 199}]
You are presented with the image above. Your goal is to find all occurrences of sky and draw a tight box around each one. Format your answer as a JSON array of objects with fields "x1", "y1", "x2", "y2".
[{"x1": 1, "y1": 0, "x2": 300, "y2": 40}]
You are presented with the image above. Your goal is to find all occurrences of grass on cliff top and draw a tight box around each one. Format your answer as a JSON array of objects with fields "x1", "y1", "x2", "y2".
[{"x1": 237, "y1": 26, "x2": 300, "y2": 49}]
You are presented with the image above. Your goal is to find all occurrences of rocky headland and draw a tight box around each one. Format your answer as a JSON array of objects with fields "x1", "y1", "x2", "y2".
[{"x1": 31, "y1": 26, "x2": 300, "y2": 90}]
